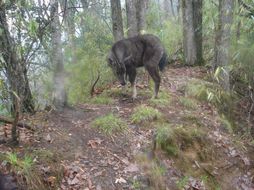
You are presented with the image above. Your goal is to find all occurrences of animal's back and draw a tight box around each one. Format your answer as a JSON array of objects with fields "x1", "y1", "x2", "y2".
[{"x1": 110, "y1": 34, "x2": 166, "y2": 68}]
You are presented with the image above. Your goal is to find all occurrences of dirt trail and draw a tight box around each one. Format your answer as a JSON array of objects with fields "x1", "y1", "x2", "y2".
[{"x1": 0, "y1": 66, "x2": 253, "y2": 190}]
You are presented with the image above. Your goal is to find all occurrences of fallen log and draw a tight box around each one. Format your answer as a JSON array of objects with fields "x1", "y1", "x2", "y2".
[{"x1": 0, "y1": 115, "x2": 34, "y2": 131}]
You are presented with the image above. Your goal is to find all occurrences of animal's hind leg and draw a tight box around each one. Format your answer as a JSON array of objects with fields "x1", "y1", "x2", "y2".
[{"x1": 146, "y1": 65, "x2": 161, "y2": 98}]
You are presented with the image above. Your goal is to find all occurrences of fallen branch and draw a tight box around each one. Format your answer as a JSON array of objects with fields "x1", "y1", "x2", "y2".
[
  {"x1": 0, "y1": 115, "x2": 34, "y2": 131},
  {"x1": 90, "y1": 71, "x2": 101, "y2": 97}
]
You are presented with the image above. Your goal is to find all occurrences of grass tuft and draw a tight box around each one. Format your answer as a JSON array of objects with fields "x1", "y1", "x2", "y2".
[
  {"x1": 179, "y1": 97, "x2": 198, "y2": 109},
  {"x1": 92, "y1": 113, "x2": 127, "y2": 134},
  {"x1": 88, "y1": 95, "x2": 114, "y2": 105},
  {"x1": 155, "y1": 124, "x2": 206, "y2": 156},
  {"x1": 149, "y1": 90, "x2": 171, "y2": 107},
  {"x1": 131, "y1": 105, "x2": 162, "y2": 124}
]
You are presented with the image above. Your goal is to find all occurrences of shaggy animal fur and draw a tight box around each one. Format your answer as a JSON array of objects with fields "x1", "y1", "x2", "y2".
[{"x1": 107, "y1": 34, "x2": 168, "y2": 98}]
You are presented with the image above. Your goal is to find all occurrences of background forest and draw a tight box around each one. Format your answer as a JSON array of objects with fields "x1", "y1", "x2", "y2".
[
  {"x1": 0, "y1": 0, "x2": 254, "y2": 189},
  {"x1": 0, "y1": 0, "x2": 253, "y2": 124}
]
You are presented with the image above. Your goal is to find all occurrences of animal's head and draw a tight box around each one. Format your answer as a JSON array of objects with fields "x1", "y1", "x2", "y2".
[{"x1": 107, "y1": 52, "x2": 131, "y2": 86}]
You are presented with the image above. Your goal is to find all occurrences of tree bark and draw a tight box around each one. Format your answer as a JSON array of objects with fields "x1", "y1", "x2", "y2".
[
  {"x1": 0, "y1": 4, "x2": 35, "y2": 113},
  {"x1": 110, "y1": 0, "x2": 124, "y2": 41},
  {"x1": 182, "y1": 0, "x2": 203, "y2": 66},
  {"x1": 66, "y1": 1, "x2": 77, "y2": 64},
  {"x1": 163, "y1": 0, "x2": 175, "y2": 18},
  {"x1": 213, "y1": 0, "x2": 234, "y2": 91},
  {"x1": 126, "y1": 0, "x2": 138, "y2": 37},
  {"x1": 136, "y1": 0, "x2": 146, "y2": 34},
  {"x1": 193, "y1": 0, "x2": 203, "y2": 65},
  {"x1": 50, "y1": 0, "x2": 67, "y2": 109}
]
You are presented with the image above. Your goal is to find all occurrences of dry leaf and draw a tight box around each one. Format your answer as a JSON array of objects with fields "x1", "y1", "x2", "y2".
[{"x1": 115, "y1": 177, "x2": 127, "y2": 184}]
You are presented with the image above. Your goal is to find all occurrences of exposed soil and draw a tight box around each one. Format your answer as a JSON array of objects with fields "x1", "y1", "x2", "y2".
[{"x1": 0, "y1": 65, "x2": 253, "y2": 190}]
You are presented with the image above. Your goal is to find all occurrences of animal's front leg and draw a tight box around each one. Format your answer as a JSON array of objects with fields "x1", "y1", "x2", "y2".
[
  {"x1": 128, "y1": 67, "x2": 137, "y2": 100},
  {"x1": 131, "y1": 81, "x2": 137, "y2": 99}
]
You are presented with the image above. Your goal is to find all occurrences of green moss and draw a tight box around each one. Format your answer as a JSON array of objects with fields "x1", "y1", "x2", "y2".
[
  {"x1": 131, "y1": 105, "x2": 162, "y2": 124},
  {"x1": 92, "y1": 113, "x2": 127, "y2": 135}
]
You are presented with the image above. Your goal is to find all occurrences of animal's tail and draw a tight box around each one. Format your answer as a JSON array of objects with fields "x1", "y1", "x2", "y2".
[{"x1": 158, "y1": 52, "x2": 168, "y2": 71}]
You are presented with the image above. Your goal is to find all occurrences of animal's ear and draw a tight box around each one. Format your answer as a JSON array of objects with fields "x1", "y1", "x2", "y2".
[{"x1": 123, "y1": 55, "x2": 132, "y2": 64}]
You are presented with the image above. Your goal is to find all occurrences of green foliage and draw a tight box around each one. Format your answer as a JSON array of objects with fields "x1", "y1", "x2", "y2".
[
  {"x1": 66, "y1": 53, "x2": 113, "y2": 105},
  {"x1": 131, "y1": 105, "x2": 162, "y2": 124},
  {"x1": 68, "y1": 15, "x2": 113, "y2": 91},
  {"x1": 91, "y1": 113, "x2": 127, "y2": 135},
  {"x1": 146, "y1": 2, "x2": 182, "y2": 57},
  {"x1": 185, "y1": 79, "x2": 232, "y2": 107},
  {"x1": 6, "y1": 153, "x2": 33, "y2": 173}
]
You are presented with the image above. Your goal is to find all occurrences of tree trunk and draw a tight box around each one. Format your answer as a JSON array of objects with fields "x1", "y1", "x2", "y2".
[
  {"x1": 163, "y1": 0, "x2": 175, "y2": 18},
  {"x1": 182, "y1": 0, "x2": 203, "y2": 66},
  {"x1": 110, "y1": 0, "x2": 124, "y2": 41},
  {"x1": 170, "y1": 0, "x2": 176, "y2": 17},
  {"x1": 193, "y1": 0, "x2": 203, "y2": 65},
  {"x1": 126, "y1": 0, "x2": 138, "y2": 37},
  {"x1": 136, "y1": 0, "x2": 146, "y2": 34},
  {"x1": 50, "y1": 0, "x2": 67, "y2": 109},
  {"x1": 213, "y1": 0, "x2": 234, "y2": 91},
  {"x1": 66, "y1": 2, "x2": 77, "y2": 64},
  {"x1": 0, "y1": 5, "x2": 35, "y2": 113}
]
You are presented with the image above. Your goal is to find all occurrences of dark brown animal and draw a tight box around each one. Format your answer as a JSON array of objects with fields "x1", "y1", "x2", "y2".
[{"x1": 107, "y1": 34, "x2": 168, "y2": 99}]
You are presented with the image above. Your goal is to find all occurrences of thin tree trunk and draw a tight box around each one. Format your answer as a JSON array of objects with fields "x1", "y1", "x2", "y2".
[
  {"x1": 182, "y1": 0, "x2": 196, "y2": 65},
  {"x1": 126, "y1": 0, "x2": 138, "y2": 37},
  {"x1": 136, "y1": 0, "x2": 146, "y2": 34},
  {"x1": 193, "y1": 0, "x2": 203, "y2": 65},
  {"x1": 0, "y1": 4, "x2": 34, "y2": 113},
  {"x1": 59, "y1": 0, "x2": 77, "y2": 64},
  {"x1": 50, "y1": 0, "x2": 67, "y2": 109},
  {"x1": 170, "y1": 0, "x2": 176, "y2": 18},
  {"x1": 182, "y1": 0, "x2": 203, "y2": 66},
  {"x1": 110, "y1": 0, "x2": 124, "y2": 41},
  {"x1": 214, "y1": 0, "x2": 234, "y2": 91}
]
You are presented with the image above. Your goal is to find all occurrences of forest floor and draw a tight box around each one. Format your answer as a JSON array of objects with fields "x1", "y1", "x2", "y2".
[{"x1": 0, "y1": 65, "x2": 254, "y2": 190}]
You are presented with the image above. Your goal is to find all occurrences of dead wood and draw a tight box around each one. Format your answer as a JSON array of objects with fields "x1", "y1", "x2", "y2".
[{"x1": 0, "y1": 115, "x2": 34, "y2": 131}]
